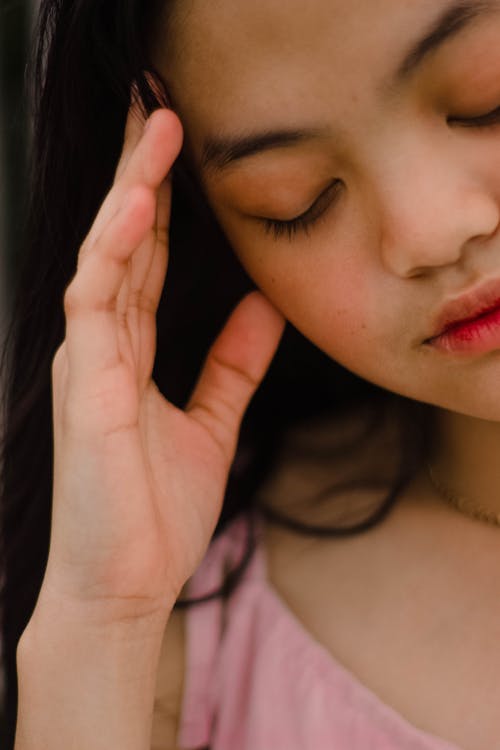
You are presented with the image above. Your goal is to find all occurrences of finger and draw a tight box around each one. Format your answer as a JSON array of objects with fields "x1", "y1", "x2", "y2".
[
  {"x1": 114, "y1": 213, "x2": 155, "y2": 376},
  {"x1": 115, "y1": 255, "x2": 137, "y2": 374},
  {"x1": 128, "y1": 176, "x2": 173, "y2": 390},
  {"x1": 186, "y1": 292, "x2": 286, "y2": 463},
  {"x1": 114, "y1": 168, "x2": 172, "y2": 381},
  {"x1": 80, "y1": 105, "x2": 182, "y2": 263},
  {"x1": 77, "y1": 88, "x2": 145, "y2": 268},
  {"x1": 64, "y1": 185, "x2": 156, "y2": 383},
  {"x1": 138, "y1": 175, "x2": 172, "y2": 312},
  {"x1": 121, "y1": 178, "x2": 171, "y2": 323},
  {"x1": 117, "y1": 107, "x2": 182, "y2": 200},
  {"x1": 114, "y1": 82, "x2": 149, "y2": 181},
  {"x1": 115, "y1": 74, "x2": 172, "y2": 182}
]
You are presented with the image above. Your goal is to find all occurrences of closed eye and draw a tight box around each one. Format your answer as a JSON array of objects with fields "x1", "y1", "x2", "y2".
[
  {"x1": 258, "y1": 180, "x2": 343, "y2": 241},
  {"x1": 448, "y1": 104, "x2": 500, "y2": 128}
]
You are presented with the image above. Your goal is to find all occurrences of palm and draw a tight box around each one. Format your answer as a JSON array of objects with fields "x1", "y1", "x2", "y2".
[
  {"x1": 46, "y1": 101, "x2": 285, "y2": 620},
  {"x1": 139, "y1": 385, "x2": 231, "y2": 594}
]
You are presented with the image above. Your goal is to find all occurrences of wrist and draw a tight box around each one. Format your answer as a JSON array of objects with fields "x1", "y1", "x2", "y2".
[
  {"x1": 29, "y1": 575, "x2": 176, "y2": 636},
  {"x1": 16, "y1": 599, "x2": 173, "y2": 750}
]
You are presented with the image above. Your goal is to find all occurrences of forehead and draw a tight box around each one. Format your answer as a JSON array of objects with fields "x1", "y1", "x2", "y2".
[
  {"x1": 157, "y1": 0, "x2": 492, "y2": 153},
  {"x1": 164, "y1": 0, "x2": 409, "y2": 110}
]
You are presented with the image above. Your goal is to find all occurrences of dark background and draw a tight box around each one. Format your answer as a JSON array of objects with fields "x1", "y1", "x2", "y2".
[
  {"x1": 0, "y1": 0, "x2": 32, "y2": 740},
  {"x1": 1, "y1": 0, "x2": 31, "y2": 308}
]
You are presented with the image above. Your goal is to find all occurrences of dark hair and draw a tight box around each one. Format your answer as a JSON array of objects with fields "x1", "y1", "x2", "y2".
[{"x1": 0, "y1": 1, "x2": 435, "y2": 747}]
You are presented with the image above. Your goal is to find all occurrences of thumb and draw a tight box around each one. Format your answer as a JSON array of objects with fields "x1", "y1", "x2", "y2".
[{"x1": 186, "y1": 291, "x2": 286, "y2": 462}]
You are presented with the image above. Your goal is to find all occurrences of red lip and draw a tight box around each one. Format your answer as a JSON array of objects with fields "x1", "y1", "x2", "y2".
[{"x1": 427, "y1": 277, "x2": 500, "y2": 342}]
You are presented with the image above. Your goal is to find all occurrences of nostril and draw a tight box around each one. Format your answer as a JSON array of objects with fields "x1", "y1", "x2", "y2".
[
  {"x1": 401, "y1": 265, "x2": 429, "y2": 280},
  {"x1": 407, "y1": 268, "x2": 427, "y2": 279}
]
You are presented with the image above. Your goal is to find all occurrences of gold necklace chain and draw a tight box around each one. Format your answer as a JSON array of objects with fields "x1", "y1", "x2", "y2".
[{"x1": 427, "y1": 463, "x2": 500, "y2": 528}]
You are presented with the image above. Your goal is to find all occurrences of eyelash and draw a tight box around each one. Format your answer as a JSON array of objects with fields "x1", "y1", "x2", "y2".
[
  {"x1": 261, "y1": 180, "x2": 343, "y2": 241},
  {"x1": 260, "y1": 105, "x2": 500, "y2": 242},
  {"x1": 449, "y1": 104, "x2": 500, "y2": 128}
]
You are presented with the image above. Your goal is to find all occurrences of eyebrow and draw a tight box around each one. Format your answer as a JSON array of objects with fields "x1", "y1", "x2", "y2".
[
  {"x1": 201, "y1": 127, "x2": 330, "y2": 174},
  {"x1": 395, "y1": 0, "x2": 493, "y2": 81},
  {"x1": 201, "y1": 0, "x2": 495, "y2": 175}
]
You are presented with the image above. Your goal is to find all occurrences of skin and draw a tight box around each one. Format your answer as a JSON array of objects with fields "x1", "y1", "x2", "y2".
[
  {"x1": 153, "y1": 0, "x2": 500, "y2": 516},
  {"x1": 22, "y1": 6, "x2": 500, "y2": 748}
]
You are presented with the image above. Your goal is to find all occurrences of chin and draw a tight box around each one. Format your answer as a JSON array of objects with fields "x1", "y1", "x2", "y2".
[{"x1": 418, "y1": 388, "x2": 500, "y2": 424}]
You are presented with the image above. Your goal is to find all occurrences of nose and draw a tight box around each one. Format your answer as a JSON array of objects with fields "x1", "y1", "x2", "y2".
[{"x1": 376, "y1": 156, "x2": 499, "y2": 279}]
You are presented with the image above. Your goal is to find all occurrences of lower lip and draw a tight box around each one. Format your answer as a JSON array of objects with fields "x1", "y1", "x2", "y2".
[{"x1": 429, "y1": 305, "x2": 500, "y2": 354}]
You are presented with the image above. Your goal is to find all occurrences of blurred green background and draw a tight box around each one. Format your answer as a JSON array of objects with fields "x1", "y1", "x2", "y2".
[{"x1": 0, "y1": 0, "x2": 33, "y2": 741}]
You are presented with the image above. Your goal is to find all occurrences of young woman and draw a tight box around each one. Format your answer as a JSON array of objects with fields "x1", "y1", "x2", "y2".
[{"x1": 3, "y1": 0, "x2": 500, "y2": 748}]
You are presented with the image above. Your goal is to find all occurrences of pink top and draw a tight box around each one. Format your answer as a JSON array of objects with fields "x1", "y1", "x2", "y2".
[{"x1": 177, "y1": 510, "x2": 462, "y2": 750}]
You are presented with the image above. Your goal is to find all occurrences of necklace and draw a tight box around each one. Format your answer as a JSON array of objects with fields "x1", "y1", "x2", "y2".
[{"x1": 427, "y1": 463, "x2": 500, "y2": 527}]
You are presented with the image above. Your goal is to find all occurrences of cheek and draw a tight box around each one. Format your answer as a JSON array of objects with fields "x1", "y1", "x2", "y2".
[{"x1": 234, "y1": 240, "x2": 379, "y2": 367}]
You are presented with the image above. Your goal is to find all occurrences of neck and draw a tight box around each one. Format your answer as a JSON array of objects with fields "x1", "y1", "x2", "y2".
[{"x1": 431, "y1": 408, "x2": 500, "y2": 516}]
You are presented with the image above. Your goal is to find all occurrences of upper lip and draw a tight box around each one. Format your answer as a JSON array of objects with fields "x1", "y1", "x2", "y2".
[{"x1": 428, "y1": 276, "x2": 500, "y2": 341}]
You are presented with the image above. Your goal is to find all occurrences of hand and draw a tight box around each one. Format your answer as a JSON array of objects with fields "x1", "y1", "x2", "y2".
[{"x1": 41, "y1": 85, "x2": 285, "y2": 627}]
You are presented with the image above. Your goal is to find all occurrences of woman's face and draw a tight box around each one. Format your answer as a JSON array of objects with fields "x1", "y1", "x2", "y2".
[{"x1": 155, "y1": 0, "x2": 500, "y2": 420}]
